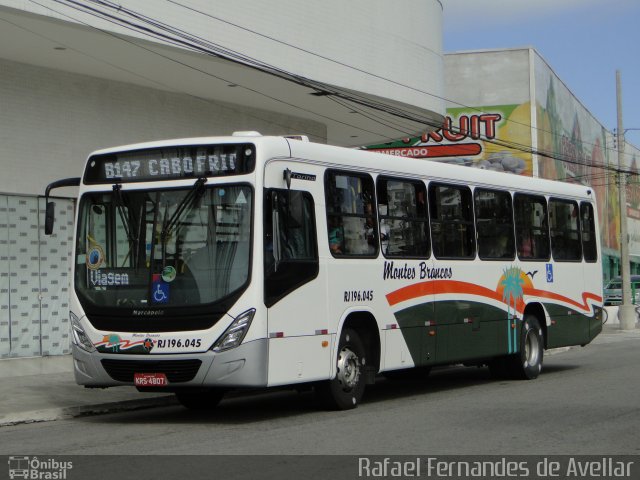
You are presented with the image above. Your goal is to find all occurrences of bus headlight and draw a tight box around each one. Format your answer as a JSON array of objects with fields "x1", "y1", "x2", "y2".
[
  {"x1": 212, "y1": 309, "x2": 256, "y2": 352},
  {"x1": 70, "y1": 312, "x2": 95, "y2": 352}
]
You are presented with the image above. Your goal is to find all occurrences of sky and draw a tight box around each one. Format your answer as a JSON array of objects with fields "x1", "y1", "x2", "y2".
[{"x1": 441, "y1": 0, "x2": 640, "y2": 147}]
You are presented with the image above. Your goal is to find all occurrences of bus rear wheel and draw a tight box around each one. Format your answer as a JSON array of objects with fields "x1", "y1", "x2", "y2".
[
  {"x1": 511, "y1": 314, "x2": 544, "y2": 379},
  {"x1": 175, "y1": 388, "x2": 225, "y2": 410},
  {"x1": 489, "y1": 315, "x2": 544, "y2": 380},
  {"x1": 316, "y1": 328, "x2": 366, "y2": 410}
]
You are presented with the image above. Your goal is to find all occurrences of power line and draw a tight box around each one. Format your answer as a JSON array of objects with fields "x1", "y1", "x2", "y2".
[
  {"x1": 42, "y1": 0, "x2": 559, "y2": 149},
  {"x1": 12, "y1": 5, "x2": 336, "y2": 142},
  {"x1": 0, "y1": 15, "x2": 177, "y2": 92},
  {"x1": 22, "y1": 0, "x2": 640, "y2": 179},
  {"x1": 160, "y1": 0, "x2": 637, "y2": 163},
  {"x1": 28, "y1": 0, "x2": 401, "y2": 142},
  {"x1": 52, "y1": 0, "x2": 427, "y2": 141},
  {"x1": 50, "y1": 1, "x2": 600, "y2": 164},
  {"x1": 88, "y1": 0, "x2": 640, "y2": 169}
]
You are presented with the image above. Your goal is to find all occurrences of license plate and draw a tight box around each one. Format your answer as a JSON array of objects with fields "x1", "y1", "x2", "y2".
[{"x1": 134, "y1": 372, "x2": 168, "y2": 387}]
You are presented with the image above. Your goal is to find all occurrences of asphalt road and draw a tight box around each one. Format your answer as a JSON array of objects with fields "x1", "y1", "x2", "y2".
[{"x1": 1, "y1": 330, "x2": 638, "y2": 457}]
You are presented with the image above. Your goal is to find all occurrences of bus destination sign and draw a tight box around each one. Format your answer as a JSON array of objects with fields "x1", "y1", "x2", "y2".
[{"x1": 84, "y1": 144, "x2": 255, "y2": 184}]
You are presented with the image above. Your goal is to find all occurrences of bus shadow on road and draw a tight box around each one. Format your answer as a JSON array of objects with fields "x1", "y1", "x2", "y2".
[
  {"x1": 365, "y1": 365, "x2": 493, "y2": 402},
  {"x1": 80, "y1": 387, "x2": 323, "y2": 426},
  {"x1": 538, "y1": 364, "x2": 580, "y2": 375},
  {"x1": 84, "y1": 363, "x2": 581, "y2": 426}
]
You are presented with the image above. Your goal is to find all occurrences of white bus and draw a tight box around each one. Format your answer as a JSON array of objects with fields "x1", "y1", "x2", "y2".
[{"x1": 45, "y1": 132, "x2": 604, "y2": 410}]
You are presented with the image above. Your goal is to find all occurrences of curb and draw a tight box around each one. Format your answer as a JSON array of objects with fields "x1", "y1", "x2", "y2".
[
  {"x1": 0, "y1": 395, "x2": 177, "y2": 427},
  {"x1": 4, "y1": 327, "x2": 634, "y2": 428},
  {"x1": 546, "y1": 346, "x2": 571, "y2": 356}
]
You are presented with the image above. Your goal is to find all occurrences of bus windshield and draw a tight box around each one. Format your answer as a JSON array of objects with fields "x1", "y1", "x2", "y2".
[{"x1": 75, "y1": 183, "x2": 252, "y2": 309}]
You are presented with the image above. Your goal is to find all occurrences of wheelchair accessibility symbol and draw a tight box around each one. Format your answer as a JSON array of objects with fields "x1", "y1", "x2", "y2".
[
  {"x1": 152, "y1": 280, "x2": 169, "y2": 304},
  {"x1": 546, "y1": 263, "x2": 554, "y2": 283}
]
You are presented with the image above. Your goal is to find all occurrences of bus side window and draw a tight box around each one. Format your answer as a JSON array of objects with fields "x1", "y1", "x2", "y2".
[
  {"x1": 376, "y1": 176, "x2": 430, "y2": 258},
  {"x1": 325, "y1": 170, "x2": 377, "y2": 257},
  {"x1": 581, "y1": 202, "x2": 598, "y2": 262},
  {"x1": 514, "y1": 194, "x2": 550, "y2": 261},
  {"x1": 549, "y1": 198, "x2": 582, "y2": 262},
  {"x1": 474, "y1": 188, "x2": 515, "y2": 260},
  {"x1": 429, "y1": 183, "x2": 475, "y2": 259}
]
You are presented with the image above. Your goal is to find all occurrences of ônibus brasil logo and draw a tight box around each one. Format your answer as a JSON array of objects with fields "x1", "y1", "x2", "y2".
[{"x1": 8, "y1": 456, "x2": 72, "y2": 479}]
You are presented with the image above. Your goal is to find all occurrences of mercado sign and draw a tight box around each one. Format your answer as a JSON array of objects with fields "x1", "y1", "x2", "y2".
[{"x1": 364, "y1": 105, "x2": 533, "y2": 176}]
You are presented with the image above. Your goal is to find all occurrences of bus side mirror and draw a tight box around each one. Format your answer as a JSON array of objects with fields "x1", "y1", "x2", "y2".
[
  {"x1": 43, "y1": 177, "x2": 81, "y2": 235},
  {"x1": 45, "y1": 202, "x2": 55, "y2": 235}
]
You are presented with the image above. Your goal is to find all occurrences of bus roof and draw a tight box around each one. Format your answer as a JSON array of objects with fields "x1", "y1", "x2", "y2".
[
  {"x1": 285, "y1": 136, "x2": 594, "y2": 201},
  {"x1": 87, "y1": 134, "x2": 290, "y2": 157},
  {"x1": 87, "y1": 133, "x2": 594, "y2": 201}
]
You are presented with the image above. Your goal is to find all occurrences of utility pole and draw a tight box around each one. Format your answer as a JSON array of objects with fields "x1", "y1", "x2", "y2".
[{"x1": 616, "y1": 70, "x2": 636, "y2": 330}]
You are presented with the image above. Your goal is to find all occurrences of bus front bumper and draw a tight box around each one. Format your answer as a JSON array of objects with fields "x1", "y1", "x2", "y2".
[{"x1": 72, "y1": 338, "x2": 269, "y2": 389}]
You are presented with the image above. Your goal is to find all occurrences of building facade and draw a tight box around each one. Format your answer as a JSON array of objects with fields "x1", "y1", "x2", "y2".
[
  {"x1": 0, "y1": 0, "x2": 444, "y2": 357},
  {"x1": 366, "y1": 48, "x2": 640, "y2": 283}
]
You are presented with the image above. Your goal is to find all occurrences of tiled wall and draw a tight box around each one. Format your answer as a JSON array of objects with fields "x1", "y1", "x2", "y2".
[{"x1": 0, "y1": 194, "x2": 74, "y2": 358}]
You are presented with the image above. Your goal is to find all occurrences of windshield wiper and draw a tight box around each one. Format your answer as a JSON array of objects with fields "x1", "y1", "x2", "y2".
[
  {"x1": 161, "y1": 177, "x2": 207, "y2": 240},
  {"x1": 112, "y1": 184, "x2": 140, "y2": 266},
  {"x1": 159, "y1": 177, "x2": 208, "y2": 251}
]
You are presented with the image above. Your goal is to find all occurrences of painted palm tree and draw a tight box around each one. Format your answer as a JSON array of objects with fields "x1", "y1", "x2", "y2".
[
  {"x1": 107, "y1": 334, "x2": 121, "y2": 353},
  {"x1": 500, "y1": 266, "x2": 525, "y2": 353}
]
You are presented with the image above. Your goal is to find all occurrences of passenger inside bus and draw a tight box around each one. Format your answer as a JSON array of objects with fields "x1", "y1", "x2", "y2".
[
  {"x1": 328, "y1": 216, "x2": 344, "y2": 254},
  {"x1": 519, "y1": 231, "x2": 533, "y2": 257},
  {"x1": 363, "y1": 202, "x2": 377, "y2": 254}
]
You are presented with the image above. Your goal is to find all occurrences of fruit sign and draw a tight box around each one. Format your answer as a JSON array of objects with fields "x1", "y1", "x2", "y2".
[{"x1": 363, "y1": 104, "x2": 532, "y2": 176}]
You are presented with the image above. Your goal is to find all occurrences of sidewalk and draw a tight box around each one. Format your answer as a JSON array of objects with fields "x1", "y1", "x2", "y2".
[
  {"x1": 603, "y1": 304, "x2": 640, "y2": 327},
  {"x1": 0, "y1": 355, "x2": 175, "y2": 427},
  {"x1": 0, "y1": 325, "x2": 637, "y2": 427}
]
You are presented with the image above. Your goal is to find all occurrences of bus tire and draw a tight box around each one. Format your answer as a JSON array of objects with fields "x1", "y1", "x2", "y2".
[
  {"x1": 175, "y1": 388, "x2": 224, "y2": 410},
  {"x1": 508, "y1": 314, "x2": 544, "y2": 380},
  {"x1": 316, "y1": 328, "x2": 366, "y2": 410}
]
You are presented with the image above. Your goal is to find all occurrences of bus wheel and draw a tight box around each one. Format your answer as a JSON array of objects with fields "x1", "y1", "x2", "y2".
[
  {"x1": 175, "y1": 388, "x2": 224, "y2": 410},
  {"x1": 509, "y1": 315, "x2": 544, "y2": 380},
  {"x1": 316, "y1": 328, "x2": 366, "y2": 410}
]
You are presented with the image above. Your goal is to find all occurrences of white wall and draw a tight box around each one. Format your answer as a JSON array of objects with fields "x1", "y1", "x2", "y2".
[
  {"x1": 2, "y1": 0, "x2": 444, "y2": 117},
  {"x1": 0, "y1": 58, "x2": 326, "y2": 196},
  {"x1": 444, "y1": 49, "x2": 531, "y2": 107}
]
